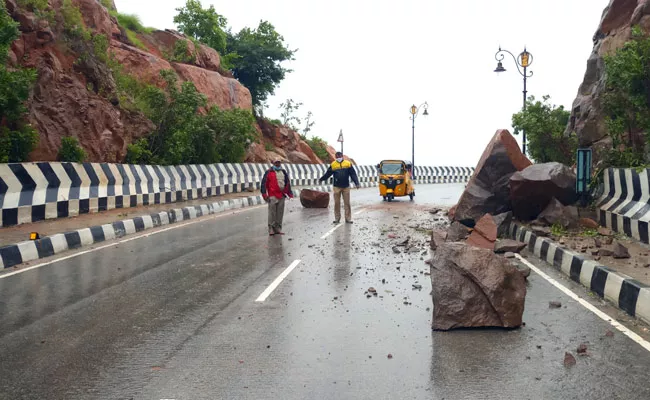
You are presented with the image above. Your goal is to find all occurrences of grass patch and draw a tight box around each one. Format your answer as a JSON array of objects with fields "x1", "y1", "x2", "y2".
[
  {"x1": 125, "y1": 29, "x2": 147, "y2": 51},
  {"x1": 579, "y1": 228, "x2": 599, "y2": 238},
  {"x1": 264, "y1": 142, "x2": 274, "y2": 152},
  {"x1": 115, "y1": 13, "x2": 152, "y2": 34},
  {"x1": 550, "y1": 223, "x2": 568, "y2": 237}
]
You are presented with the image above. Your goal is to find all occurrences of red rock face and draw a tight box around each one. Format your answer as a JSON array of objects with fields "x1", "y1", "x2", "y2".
[
  {"x1": 6, "y1": 0, "x2": 333, "y2": 163},
  {"x1": 567, "y1": 0, "x2": 650, "y2": 161}
]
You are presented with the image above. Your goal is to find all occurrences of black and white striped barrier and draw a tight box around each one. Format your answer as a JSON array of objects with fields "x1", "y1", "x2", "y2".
[
  {"x1": 0, "y1": 163, "x2": 474, "y2": 228},
  {"x1": 596, "y1": 168, "x2": 650, "y2": 243},
  {"x1": 508, "y1": 223, "x2": 650, "y2": 324}
]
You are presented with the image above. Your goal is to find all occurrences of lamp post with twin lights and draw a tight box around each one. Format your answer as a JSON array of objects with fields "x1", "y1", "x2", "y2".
[{"x1": 410, "y1": 102, "x2": 429, "y2": 180}]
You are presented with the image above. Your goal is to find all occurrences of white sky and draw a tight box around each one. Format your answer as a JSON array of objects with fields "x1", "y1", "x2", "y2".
[{"x1": 114, "y1": 0, "x2": 610, "y2": 167}]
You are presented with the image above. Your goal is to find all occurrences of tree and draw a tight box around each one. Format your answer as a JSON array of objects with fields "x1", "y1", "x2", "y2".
[
  {"x1": 602, "y1": 25, "x2": 650, "y2": 167},
  {"x1": 0, "y1": 1, "x2": 38, "y2": 162},
  {"x1": 511, "y1": 95, "x2": 577, "y2": 165},
  {"x1": 303, "y1": 111, "x2": 315, "y2": 136},
  {"x1": 174, "y1": 0, "x2": 228, "y2": 55},
  {"x1": 227, "y1": 20, "x2": 296, "y2": 106},
  {"x1": 279, "y1": 98, "x2": 303, "y2": 129}
]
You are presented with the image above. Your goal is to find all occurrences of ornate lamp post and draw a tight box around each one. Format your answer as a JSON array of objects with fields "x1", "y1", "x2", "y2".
[
  {"x1": 410, "y1": 102, "x2": 429, "y2": 179},
  {"x1": 337, "y1": 129, "x2": 344, "y2": 155},
  {"x1": 494, "y1": 47, "x2": 533, "y2": 154}
]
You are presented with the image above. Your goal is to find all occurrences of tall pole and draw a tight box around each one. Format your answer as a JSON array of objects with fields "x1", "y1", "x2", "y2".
[
  {"x1": 412, "y1": 115, "x2": 415, "y2": 179},
  {"x1": 522, "y1": 66, "x2": 527, "y2": 155}
]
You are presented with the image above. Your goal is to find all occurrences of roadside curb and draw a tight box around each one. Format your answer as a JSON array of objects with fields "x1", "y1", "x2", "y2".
[
  {"x1": 0, "y1": 183, "x2": 383, "y2": 270},
  {"x1": 508, "y1": 223, "x2": 650, "y2": 325}
]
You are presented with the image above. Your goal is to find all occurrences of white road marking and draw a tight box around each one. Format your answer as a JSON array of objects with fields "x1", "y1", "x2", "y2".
[
  {"x1": 255, "y1": 260, "x2": 302, "y2": 302},
  {"x1": 320, "y1": 208, "x2": 365, "y2": 239},
  {"x1": 516, "y1": 254, "x2": 650, "y2": 353},
  {"x1": 0, "y1": 205, "x2": 266, "y2": 280}
]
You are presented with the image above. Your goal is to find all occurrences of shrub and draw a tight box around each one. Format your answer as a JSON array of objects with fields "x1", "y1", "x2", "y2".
[
  {"x1": 305, "y1": 136, "x2": 329, "y2": 161},
  {"x1": 58, "y1": 136, "x2": 86, "y2": 162},
  {"x1": 0, "y1": 126, "x2": 39, "y2": 163},
  {"x1": 125, "y1": 138, "x2": 153, "y2": 164},
  {"x1": 170, "y1": 40, "x2": 194, "y2": 63},
  {"x1": 125, "y1": 29, "x2": 147, "y2": 51},
  {"x1": 61, "y1": 0, "x2": 88, "y2": 39}
]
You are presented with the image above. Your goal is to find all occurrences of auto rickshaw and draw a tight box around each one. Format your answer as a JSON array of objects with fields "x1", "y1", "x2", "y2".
[{"x1": 376, "y1": 160, "x2": 415, "y2": 201}]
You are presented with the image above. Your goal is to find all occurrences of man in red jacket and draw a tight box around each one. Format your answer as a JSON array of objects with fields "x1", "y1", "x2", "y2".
[{"x1": 261, "y1": 159, "x2": 294, "y2": 236}]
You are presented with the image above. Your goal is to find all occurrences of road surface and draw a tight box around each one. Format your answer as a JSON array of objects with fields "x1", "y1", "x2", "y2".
[{"x1": 0, "y1": 184, "x2": 649, "y2": 400}]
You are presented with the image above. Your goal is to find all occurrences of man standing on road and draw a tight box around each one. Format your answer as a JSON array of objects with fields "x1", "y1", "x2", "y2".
[
  {"x1": 261, "y1": 160, "x2": 293, "y2": 236},
  {"x1": 319, "y1": 152, "x2": 360, "y2": 224}
]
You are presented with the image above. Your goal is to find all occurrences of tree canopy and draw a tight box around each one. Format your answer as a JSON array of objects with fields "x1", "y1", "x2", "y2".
[
  {"x1": 174, "y1": 0, "x2": 296, "y2": 108},
  {"x1": 511, "y1": 95, "x2": 576, "y2": 165}
]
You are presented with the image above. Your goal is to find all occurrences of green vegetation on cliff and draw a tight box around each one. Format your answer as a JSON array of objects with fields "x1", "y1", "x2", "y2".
[
  {"x1": 126, "y1": 70, "x2": 256, "y2": 165},
  {"x1": 0, "y1": 1, "x2": 38, "y2": 162},
  {"x1": 602, "y1": 26, "x2": 650, "y2": 168},
  {"x1": 174, "y1": 0, "x2": 296, "y2": 107},
  {"x1": 511, "y1": 95, "x2": 576, "y2": 165}
]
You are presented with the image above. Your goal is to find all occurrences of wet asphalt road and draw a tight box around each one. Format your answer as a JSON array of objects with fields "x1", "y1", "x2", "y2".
[{"x1": 1, "y1": 184, "x2": 649, "y2": 400}]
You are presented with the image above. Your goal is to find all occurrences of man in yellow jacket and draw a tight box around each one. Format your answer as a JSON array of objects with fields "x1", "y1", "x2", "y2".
[{"x1": 319, "y1": 152, "x2": 360, "y2": 224}]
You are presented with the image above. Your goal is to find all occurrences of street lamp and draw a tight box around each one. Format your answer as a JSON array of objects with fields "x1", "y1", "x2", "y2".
[
  {"x1": 337, "y1": 129, "x2": 344, "y2": 155},
  {"x1": 410, "y1": 102, "x2": 429, "y2": 179},
  {"x1": 494, "y1": 46, "x2": 533, "y2": 154}
]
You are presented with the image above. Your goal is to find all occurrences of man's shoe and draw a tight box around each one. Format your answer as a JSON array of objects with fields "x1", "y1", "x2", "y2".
[
  {"x1": 275, "y1": 231, "x2": 285, "y2": 235},
  {"x1": 333, "y1": 220, "x2": 340, "y2": 224},
  {"x1": 269, "y1": 232, "x2": 275, "y2": 236},
  {"x1": 345, "y1": 220, "x2": 353, "y2": 224}
]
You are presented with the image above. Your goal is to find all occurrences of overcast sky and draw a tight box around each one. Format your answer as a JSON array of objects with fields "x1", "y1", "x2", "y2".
[{"x1": 114, "y1": 0, "x2": 610, "y2": 167}]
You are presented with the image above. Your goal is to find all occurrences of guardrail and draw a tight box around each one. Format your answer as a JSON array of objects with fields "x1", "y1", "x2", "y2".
[
  {"x1": 597, "y1": 167, "x2": 650, "y2": 243},
  {"x1": 0, "y1": 162, "x2": 474, "y2": 227}
]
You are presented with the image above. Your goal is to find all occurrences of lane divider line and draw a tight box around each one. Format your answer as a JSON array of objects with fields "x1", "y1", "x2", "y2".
[
  {"x1": 0, "y1": 205, "x2": 266, "y2": 280},
  {"x1": 255, "y1": 260, "x2": 302, "y2": 302},
  {"x1": 320, "y1": 208, "x2": 365, "y2": 239},
  {"x1": 516, "y1": 254, "x2": 650, "y2": 353}
]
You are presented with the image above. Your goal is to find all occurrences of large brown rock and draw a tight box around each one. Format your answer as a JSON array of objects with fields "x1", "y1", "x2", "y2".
[
  {"x1": 510, "y1": 163, "x2": 578, "y2": 221},
  {"x1": 430, "y1": 242, "x2": 527, "y2": 330},
  {"x1": 299, "y1": 189, "x2": 330, "y2": 208},
  {"x1": 453, "y1": 129, "x2": 532, "y2": 226},
  {"x1": 430, "y1": 229, "x2": 448, "y2": 250},
  {"x1": 474, "y1": 214, "x2": 497, "y2": 242},
  {"x1": 536, "y1": 198, "x2": 579, "y2": 228},
  {"x1": 146, "y1": 30, "x2": 223, "y2": 73},
  {"x1": 446, "y1": 221, "x2": 470, "y2": 242}
]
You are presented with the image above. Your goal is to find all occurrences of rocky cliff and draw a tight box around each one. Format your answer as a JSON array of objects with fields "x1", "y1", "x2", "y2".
[
  {"x1": 566, "y1": 0, "x2": 650, "y2": 163},
  {"x1": 4, "y1": 0, "x2": 331, "y2": 164}
]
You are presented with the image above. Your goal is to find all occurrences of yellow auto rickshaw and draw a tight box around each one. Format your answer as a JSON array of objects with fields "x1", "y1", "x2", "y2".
[{"x1": 376, "y1": 160, "x2": 415, "y2": 202}]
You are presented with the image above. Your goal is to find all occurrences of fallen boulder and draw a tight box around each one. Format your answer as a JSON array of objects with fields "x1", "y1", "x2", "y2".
[
  {"x1": 510, "y1": 162, "x2": 578, "y2": 221},
  {"x1": 494, "y1": 239, "x2": 527, "y2": 254},
  {"x1": 613, "y1": 242, "x2": 631, "y2": 259},
  {"x1": 430, "y1": 242, "x2": 527, "y2": 330},
  {"x1": 446, "y1": 221, "x2": 470, "y2": 242},
  {"x1": 536, "y1": 198, "x2": 579, "y2": 228},
  {"x1": 452, "y1": 129, "x2": 532, "y2": 226},
  {"x1": 430, "y1": 229, "x2": 448, "y2": 250},
  {"x1": 299, "y1": 189, "x2": 330, "y2": 208},
  {"x1": 493, "y1": 211, "x2": 513, "y2": 238}
]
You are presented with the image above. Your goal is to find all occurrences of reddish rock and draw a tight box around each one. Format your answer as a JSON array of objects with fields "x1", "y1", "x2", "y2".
[
  {"x1": 580, "y1": 218, "x2": 600, "y2": 229},
  {"x1": 598, "y1": 227, "x2": 614, "y2": 236},
  {"x1": 110, "y1": 40, "x2": 174, "y2": 87},
  {"x1": 564, "y1": 352, "x2": 577, "y2": 367},
  {"x1": 299, "y1": 189, "x2": 329, "y2": 208},
  {"x1": 466, "y1": 230, "x2": 495, "y2": 250},
  {"x1": 510, "y1": 163, "x2": 578, "y2": 221},
  {"x1": 430, "y1": 242, "x2": 527, "y2": 330},
  {"x1": 173, "y1": 63, "x2": 252, "y2": 111},
  {"x1": 453, "y1": 129, "x2": 532, "y2": 226},
  {"x1": 430, "y1": 229, "x2": 448, "y2": 250},
  {"x1": 73, "y1": 0, "x2": 122, "y2": 39},
  {"x1": 474, "y1": 214, "x2": 498, "y2": 242},
  {"x1": 147, "y1": 30, "x2": 223, "y2": 73}
]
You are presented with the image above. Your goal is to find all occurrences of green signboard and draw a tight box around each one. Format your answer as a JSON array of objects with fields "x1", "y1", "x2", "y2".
[{"x1": 576, "y1": 148, "x2": 592, "y2": 205}]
